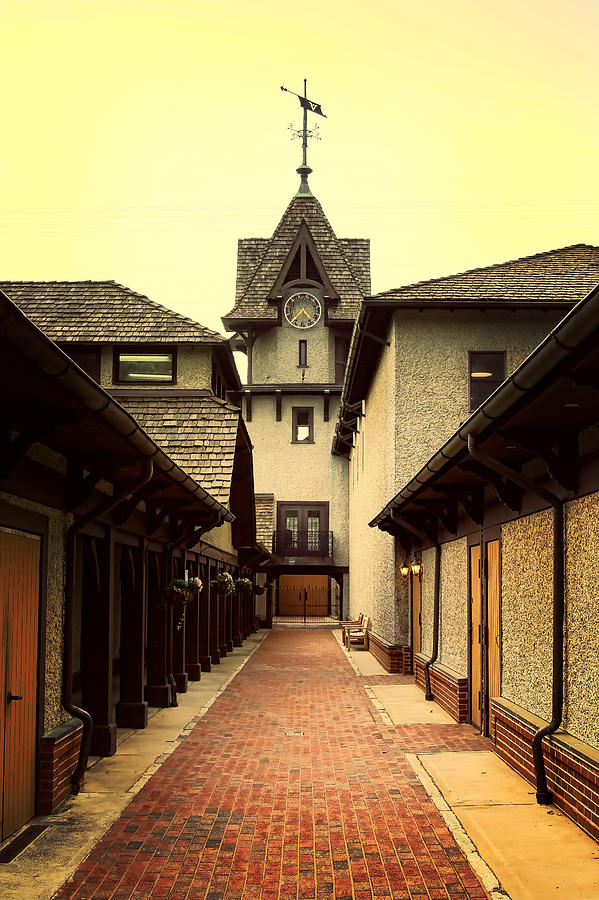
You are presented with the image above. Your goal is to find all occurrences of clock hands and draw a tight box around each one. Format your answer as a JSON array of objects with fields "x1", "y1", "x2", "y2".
[{"x1": 291, "y1": 306, "x2": 313, "y2": 324}]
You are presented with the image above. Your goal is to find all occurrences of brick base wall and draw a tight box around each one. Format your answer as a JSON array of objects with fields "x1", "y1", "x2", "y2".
[
  {"x1": 491, "y1": 698, "x2": 599, "y2": 842},
  {"x1": 368, "y1": 633, "x2": 412, "y2": 674},
  {"x1": 38, "y1": 719, "x2": 83, "y2": 814},
  {"x1": 414, "y1": 656, "x2": 469, "y2": 723}
]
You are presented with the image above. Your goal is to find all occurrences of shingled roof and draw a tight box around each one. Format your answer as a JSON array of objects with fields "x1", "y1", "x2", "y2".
[
  {"x1": 116, "y1": 394, "x2": 244, "y2": 506},
  {"x1": 0, "y1": 281, "x2": 227, "y2": 344},
  {"x1": 223, "y1": 193, "x2": 370, "y2": 325},
  {"x1": 372, "y1": 244, "x2": 599, "y2": 304},
  {"x1": 255, "y1": 494, "x2": 275, "y2": 548}
]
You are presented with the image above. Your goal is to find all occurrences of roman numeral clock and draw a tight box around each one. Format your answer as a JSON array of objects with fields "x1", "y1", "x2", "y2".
[{"x1": 284, "y1": 292, "x2": 322, "y2": 329}]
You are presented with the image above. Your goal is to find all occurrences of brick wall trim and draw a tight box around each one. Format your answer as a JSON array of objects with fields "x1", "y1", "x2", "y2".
[{"x1": 38, "y1": 718, "x2": 83, "y2": 814}]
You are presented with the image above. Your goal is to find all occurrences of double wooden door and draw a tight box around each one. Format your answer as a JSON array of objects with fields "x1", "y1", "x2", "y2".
[
  {"x1": 470, "y1": 539, "x2": 500, "y2": 733},
  {"x1": 0, "y1": 529, "x2": 41, "y2": 839},
  {"x1": 278, "y1": 574, "x2": 329, "y2": 617}
]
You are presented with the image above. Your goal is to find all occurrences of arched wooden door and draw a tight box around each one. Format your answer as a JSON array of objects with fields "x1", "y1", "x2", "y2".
[{"x1": 0, "y1": 529, "x2": 41, "y2": 839}]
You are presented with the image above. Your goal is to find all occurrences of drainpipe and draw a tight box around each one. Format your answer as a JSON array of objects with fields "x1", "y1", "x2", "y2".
[
  {"x1": 423, "y1": 544, "x2": 441, "y2": 701},
  {"x1": 64, "y1": 458, "x2": 154, "y2": 792},
  {"x1": 467, "y1": 435, "x2": 564, "y2": 805}
]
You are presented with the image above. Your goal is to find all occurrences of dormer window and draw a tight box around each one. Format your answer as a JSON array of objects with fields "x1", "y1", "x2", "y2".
[{"x1": 115, "y1": 347, "x2": 175, "y2": 384}]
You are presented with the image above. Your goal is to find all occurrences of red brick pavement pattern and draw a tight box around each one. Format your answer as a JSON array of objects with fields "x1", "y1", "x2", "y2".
[{"x1": 55, "y1": 630, "x2": 490, "y2": 900}]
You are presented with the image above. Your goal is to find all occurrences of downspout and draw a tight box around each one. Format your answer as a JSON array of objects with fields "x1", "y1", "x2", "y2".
[
  {"x1": 423, "y1": 544, "x2": 441, "y2": 701},
  {"x1": 467, "y1": 435, "x2": 564, "y2": 805},
  {"x1": 64, "y1": 458, "x2": 154, "y2": 792}
]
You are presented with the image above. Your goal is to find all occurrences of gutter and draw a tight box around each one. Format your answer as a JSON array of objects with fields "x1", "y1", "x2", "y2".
[
  {"x1": 0, "y1": 291, "x2": 234, "y2": 523},
  {"x1": 423, "y1": 545, "x2": 441, "y2": 702},
  {"x1": 64, "y1": 458, "x2": 154, "y2": 792},
  {"x1": 467, "y1": 436, "x2": 563, "y2": 805},
  {"x1": 369, "y1": 279, "x2": 599, "y2": 528}
]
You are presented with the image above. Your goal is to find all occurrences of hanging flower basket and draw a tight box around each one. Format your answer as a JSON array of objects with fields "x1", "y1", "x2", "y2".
[
  {"x1": 235, "y1": 577, "x2": 253, "y2": 594},
  {"x1": 161, "y1": 578, "x2": 202, "y2": 631},
  {"x1": 211, "y1": 571, "x2": 234, "y2": 595},
  {"x1": 253, "y1": 585, "x2": 265, "y2": 596}
]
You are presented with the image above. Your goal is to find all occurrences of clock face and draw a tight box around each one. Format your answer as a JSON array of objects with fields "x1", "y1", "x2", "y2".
[{"x1": 284, "y1": 292, "x2": 322, "y2": 329}]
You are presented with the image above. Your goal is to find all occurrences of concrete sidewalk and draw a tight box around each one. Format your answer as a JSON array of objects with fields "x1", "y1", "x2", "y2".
[{"x1": 2, "y1": 628, "x2": 598, "y2": 899}]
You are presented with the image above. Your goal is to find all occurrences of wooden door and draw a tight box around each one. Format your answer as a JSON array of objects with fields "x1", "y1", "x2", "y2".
[
  {"x1": 278, "y1": 574, "x2": 329, "y2": 616},
  {"x1": 411, "y1": 573, "x2": 421, "y2": 657},
  {"x1": 469, "y1": 544, "x2": 482, "y2": 729},
  {"x1": 0, "y1": 529, "x2": 41, "y2": 839},
  {"x1": 487, "y1": 540, "x2": 501, "y2": 708}
]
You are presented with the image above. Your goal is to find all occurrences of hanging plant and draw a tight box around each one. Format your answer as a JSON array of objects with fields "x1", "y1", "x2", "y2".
[
  {"x1": 235, "y1": 577, "x2": 253, "y2": 594},
  {"x1": 161, "y1": 578, "x2": 203, "y2": 631},
  {"x1": 210, "y1": 571, "x2": 234, "y2": 595},
  {"x1": 253, "y1": 584, "x2": 265, "y2": 596}
]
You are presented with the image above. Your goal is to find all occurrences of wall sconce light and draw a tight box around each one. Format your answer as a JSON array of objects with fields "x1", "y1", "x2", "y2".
[
  {"x1": 411, "y1": 559, "x2": 423, "y2": 577},
  {"x1": 400, "y1": 556, "x2": 422, "y2": 577}
]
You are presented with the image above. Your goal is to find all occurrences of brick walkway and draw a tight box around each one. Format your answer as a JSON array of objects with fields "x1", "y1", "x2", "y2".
[{"x1": 55, "y1": 630, "x2": 491, "y2": 900}]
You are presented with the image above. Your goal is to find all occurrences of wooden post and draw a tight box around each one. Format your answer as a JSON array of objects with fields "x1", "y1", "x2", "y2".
[
  {"x1": 82, "y1": 532, "x2": 117, "y2": 757},
  {"x1": 116, "y1": 544, "x2": 148, "y2": 728},
  {"x1": 145, "y1": 551, "x2": 172, "y2": 708},
  {"x1": 198, "y1": 561, "x2": 212, "y2": 671}
]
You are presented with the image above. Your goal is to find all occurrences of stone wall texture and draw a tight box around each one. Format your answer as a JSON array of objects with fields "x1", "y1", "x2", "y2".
[
  {"x1": 0, "y1": 491, "x2": 69, "y2": 734},
  {"x1": 564, "y1": 492, "x2": 599, "y2": 749},
  {"x1": 501, "y1": 509, "x2": 553, "y2": 721},
  {"x1": 439, "y1": 538, "x2": 468, "y2": 677},
  {"x1": 392, "y1": 309, "x2": 562, "y2": 489},
  {"x1": 348, "y1": 326, "x2": 398, "y2": 641},
  {"x1": 252, "y1": 316, "x2": 335, "y2": 385},
  {"x1": 420, "y1": 547, "x2": 438, "y2": 657}
]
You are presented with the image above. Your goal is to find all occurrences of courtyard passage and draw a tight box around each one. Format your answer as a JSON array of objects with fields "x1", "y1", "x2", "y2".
[{"x1": 55, "y1": 629, "x2": 491, "y2": 899}]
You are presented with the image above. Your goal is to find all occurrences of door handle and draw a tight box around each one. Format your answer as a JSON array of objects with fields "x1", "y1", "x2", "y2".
[{"x1": 7, "y1": 692, "x2": 23, "y2": 703}]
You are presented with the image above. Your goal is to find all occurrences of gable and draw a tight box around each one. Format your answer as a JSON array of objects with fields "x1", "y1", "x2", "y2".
[
  {"x1": 223, "y1": 193, "x2": 367, "y2": 326},
  {"x1": 267, "y1": 220, "x2": 339, "y2": 300}
]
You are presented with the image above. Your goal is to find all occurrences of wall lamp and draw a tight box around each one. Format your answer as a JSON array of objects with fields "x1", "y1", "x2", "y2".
[{"x1": 400, "y1": 556, "x2": 422, "y2": 577}]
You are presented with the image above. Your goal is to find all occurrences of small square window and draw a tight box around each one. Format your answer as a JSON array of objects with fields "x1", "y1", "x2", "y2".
[
  {"x1": 115, "y1": 348, "x2": 175, "y2": 384},
  {"x1": 469, "y1": 351, "x2": 505, "y2": 410},
  {"x1": 292, "y1": 407, "x2": 314, "y2": 443}
]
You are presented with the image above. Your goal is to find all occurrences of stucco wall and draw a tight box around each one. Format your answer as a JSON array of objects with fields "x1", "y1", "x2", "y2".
[
  {"x1": 99, "y1": 344, "x2": 212, "y2": 390},
  {"x1": 0, "y1": 491, "x2": 69, "y2": 734},
  {"x1": 564, "y1": 492, "x2": 599, "y2": 749},
  {"x1": 247, "y1": 393, "x2": 349, "y2": 567},
  {"x1": 439, "y1": 538, "x2": 468, "y2": 676},
  {"x1": 392, "y1": 309, "x2": 563, "y2": 488},
  {"x1": 201, "y1": 520, "x2": 236, "y2": 555},
  {"x1": 501, "y1": 509, "x2": 553, "y2": 721},
  {"x1": 348, "y1": 327, "x2": 400, "y2": 641},
  {"x1": 420, "y1": 547, "x2": 437, "y2": 657},
  {"x1": 251, "y1": 318, "x2": 335, "y2": 385}
]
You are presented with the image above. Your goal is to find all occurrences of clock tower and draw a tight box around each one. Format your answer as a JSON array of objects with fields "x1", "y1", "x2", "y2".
[{"x1": 222, "y1": 142, "x2": 370, "y2": 618}]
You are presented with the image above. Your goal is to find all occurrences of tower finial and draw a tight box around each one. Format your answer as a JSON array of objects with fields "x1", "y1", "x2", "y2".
[{"x1": 280, "y1": 80, "x2": 326, "y2": 194}]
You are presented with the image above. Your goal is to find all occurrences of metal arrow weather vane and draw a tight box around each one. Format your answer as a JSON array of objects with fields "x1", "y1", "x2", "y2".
[{"x1": 281, "y1": 80, "x2": 327, "y2": 193}]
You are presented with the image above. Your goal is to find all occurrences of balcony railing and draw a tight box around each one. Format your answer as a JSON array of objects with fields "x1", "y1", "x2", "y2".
[{"x1": 272, "y1": 529, "x2": 333, "y2": 560}]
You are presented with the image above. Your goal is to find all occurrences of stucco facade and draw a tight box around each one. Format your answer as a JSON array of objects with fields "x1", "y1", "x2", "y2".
[
  {"x1": 252, "y1": 317, "x2": 341, "y2": 385},
  {"x1": 564, "y1": 492, "x2": 599, "y2": 749},
  {"x1": 392, "y1": 309, "x2": 564, "y2": 487},
  {"x1": 438, "y1": 538, "x2": 468, "y2": 677},
  {"x1": 347, "y1": 324, "x2": 397, "y2": 640}
]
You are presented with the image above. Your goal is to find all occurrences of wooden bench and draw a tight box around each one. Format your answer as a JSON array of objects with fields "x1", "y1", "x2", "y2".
[
  {"x1": 340, "y1": 612, "x2": 363, "y2": 644},
  {"x1": 344, "y1": 616, "x2": 370, "y2": 652}
]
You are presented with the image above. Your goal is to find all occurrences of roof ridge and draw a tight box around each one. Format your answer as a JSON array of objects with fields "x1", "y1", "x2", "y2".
[{"x1": 373, "y1": 243, "x2": 599, "y2": 298}]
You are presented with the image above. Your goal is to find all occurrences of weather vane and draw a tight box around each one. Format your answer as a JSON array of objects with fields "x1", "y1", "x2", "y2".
[{"x1": 280, "y1": 80, "x2": 326, "y2": 194}]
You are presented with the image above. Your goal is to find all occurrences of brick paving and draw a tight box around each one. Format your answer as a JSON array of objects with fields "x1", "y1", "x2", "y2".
[{"x1": 54, "y1": 629, "x2": 491, "y2": 900}]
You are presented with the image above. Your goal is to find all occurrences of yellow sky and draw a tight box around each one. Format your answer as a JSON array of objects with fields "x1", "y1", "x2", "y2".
[{"x1": 1, "y1": 0, "x2": 599, "y2": 332}]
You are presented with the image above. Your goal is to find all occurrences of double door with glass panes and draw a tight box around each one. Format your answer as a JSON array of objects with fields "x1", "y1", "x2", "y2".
[{"x1": 277, "y1": 503, "x2": 328, "y2": 557}]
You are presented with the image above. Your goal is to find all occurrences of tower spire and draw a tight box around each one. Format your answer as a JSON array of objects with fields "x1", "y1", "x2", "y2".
[{"x1": 280, "y1": 80, "x2": 326, "y2": 195}]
